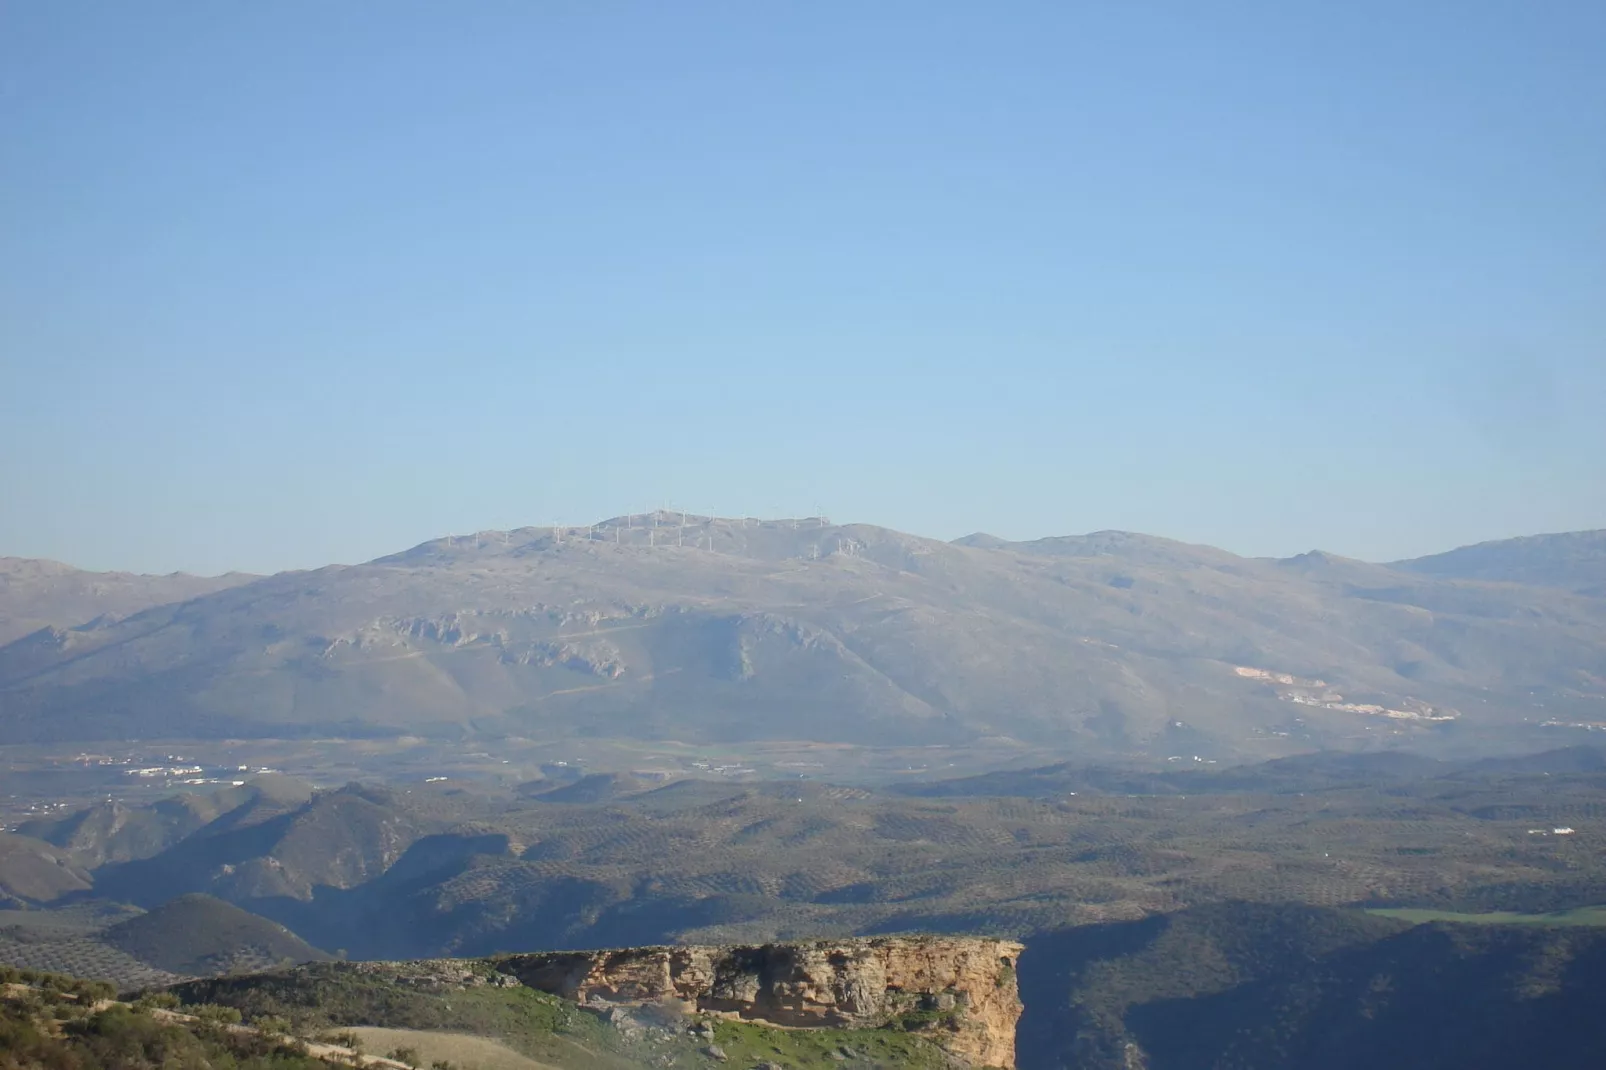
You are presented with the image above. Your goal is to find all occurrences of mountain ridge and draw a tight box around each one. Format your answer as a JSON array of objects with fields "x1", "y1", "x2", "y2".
[
  {"x1": 3, "y1": 518, "x2": 1603, "y2": 760},
  {"x1": 0, "y1": 556, "x2": 258, "y2": 646},
  {"x1": 1391, "y1": 528, "x2": 1606, "y2": 594}
]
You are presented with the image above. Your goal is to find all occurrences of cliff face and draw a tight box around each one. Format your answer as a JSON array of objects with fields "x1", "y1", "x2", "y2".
[{"x1": 501, "y1": 936, "x2": 1024, "y2": 1068}]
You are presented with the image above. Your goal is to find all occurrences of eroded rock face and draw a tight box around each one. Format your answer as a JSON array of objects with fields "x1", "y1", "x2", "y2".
[{"x1": 500, "y1": 936, "x2": 1024, "y2": 1068}]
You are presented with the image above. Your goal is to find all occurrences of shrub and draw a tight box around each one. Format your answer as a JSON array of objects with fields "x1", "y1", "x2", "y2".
[
  {"x1": 188, "y1": 1003, "x2": 244, "y2": 1024},
  {"x1": 254, "y1": 1013, "x2": 294, "y2": 1035}
]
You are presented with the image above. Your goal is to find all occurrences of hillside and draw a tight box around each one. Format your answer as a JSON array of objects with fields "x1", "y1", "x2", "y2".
[
  {"x1": 102, "y1": 893, "x2": 330, "y2": 976},
  {"x1": 1394, "y1": 529, "x2": 1606, "y2": 594},
  {"x1": 0, "y1": 833, "x2": 92, "y2": 906},
  {"x1": 2, "y1": 516, "x2": 1605, "y2": 761},
  {"x1": 15, "y1": 777, "x2": 315, "y2": 869},
  {"x1": 0, "y1": 556, "x2": 254, "y2": 646},
  {"x1": 0, "y1": 965, "x2": 433, "y2": 1070},
  {"x1": 1015, "y1": 902, "x2": 1606, "y2": 1069}
]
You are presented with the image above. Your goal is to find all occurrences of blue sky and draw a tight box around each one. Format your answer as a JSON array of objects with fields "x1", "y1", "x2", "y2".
[{"x1": 2, "y1": 1, "x2": 1603, "y2": 575}]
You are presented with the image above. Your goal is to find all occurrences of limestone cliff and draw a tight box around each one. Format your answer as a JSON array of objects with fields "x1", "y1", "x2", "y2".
[{"x1": 500, "y1": 936, "x2": 1023, "y2": 1068}]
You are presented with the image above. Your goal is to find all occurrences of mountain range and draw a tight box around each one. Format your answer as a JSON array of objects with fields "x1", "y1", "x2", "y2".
[
  {"x1": 8, "y1": 757, "x2": 1606, "y2": 1070},
  {"x1": 5, "y1": 746, "x2": 1604, "y2": 965},
  {"x1": 2, "y1": 518, "x2": 1604, "y2": 760}
]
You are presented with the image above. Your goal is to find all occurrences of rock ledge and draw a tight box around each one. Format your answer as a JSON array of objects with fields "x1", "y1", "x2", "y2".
[{"x1": 500, "y1": 936, "x2": 1023, "y2": 1068}]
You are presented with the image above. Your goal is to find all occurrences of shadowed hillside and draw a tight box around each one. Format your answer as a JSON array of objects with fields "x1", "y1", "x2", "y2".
[{"x1": 1015, "y1": 902, "x2": 1606, "y2": 1070}]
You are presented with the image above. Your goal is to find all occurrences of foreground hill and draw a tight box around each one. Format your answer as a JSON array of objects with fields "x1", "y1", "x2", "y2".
[
  {"x1": 1016, "y1": 902, "x2": 1606, "y2": 1070},
  {"x1": 171, "y1": 936, "x2": 1019, "y2": 1069},
  {"x1": 0, "y1": 968, "x2": 342, "y2": 1070},
  {"x1": 3, "y1": 517, "x2": 1605, "y2": 759}
]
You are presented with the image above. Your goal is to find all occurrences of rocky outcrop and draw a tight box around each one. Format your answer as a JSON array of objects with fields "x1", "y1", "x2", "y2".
[{"x1": 500, "y1": 936, "x2": 1023, "y2": 1068}]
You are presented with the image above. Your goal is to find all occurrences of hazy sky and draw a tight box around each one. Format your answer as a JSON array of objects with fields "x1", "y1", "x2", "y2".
[{"x1": 3, "y1": 2, "x2": 1603, "y2": 575}]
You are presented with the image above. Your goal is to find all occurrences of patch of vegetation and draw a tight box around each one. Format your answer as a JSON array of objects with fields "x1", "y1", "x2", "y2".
[
  {"x1": 0, "y1": 964, "x2": 117, "y2": 1003},
  {"x1": 705, "y1": 1017, "x2": 954, "y2": 1070}
]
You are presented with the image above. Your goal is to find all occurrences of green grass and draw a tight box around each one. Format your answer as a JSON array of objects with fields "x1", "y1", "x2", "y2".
[
  {"x1": 705, "y1": 1017, "x2": 954, "y2": 1070},
  {"x1": 1366, "y1": 904, "x2": 1606, "y2": 926}
]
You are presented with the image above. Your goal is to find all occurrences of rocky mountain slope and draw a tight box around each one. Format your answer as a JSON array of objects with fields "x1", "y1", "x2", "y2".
[{"x1": 2, "y1": 517, "x2": 1603, "y2": 759}]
